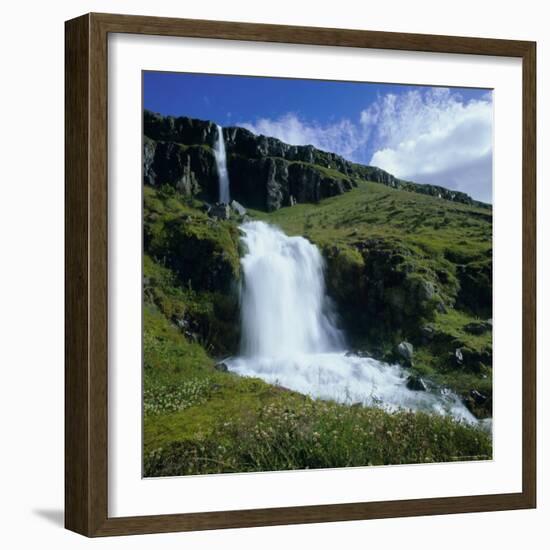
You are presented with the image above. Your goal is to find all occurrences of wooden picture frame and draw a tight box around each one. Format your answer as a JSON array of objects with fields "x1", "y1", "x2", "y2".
[{"x1": 65, "y1": 12, "x2": 536, "y2": 537}]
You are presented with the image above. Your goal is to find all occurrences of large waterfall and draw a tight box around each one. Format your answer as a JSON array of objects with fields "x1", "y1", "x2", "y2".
[
  {"x1": 239, "y1": 222, "x2": 344, "y2": 358},
  {"x1": 214, "y1": 125, "x2": 231, "y2": 203},
  {"x1": 227, "y1": 221, "x2": 478, "y2": 424}
]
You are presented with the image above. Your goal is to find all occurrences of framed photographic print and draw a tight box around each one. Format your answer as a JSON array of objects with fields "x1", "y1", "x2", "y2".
[{"x1": 65, "y1": 13, "x2": 536, "y2": 537}]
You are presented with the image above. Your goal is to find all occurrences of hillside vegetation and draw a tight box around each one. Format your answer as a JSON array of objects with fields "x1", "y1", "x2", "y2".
[{"x1": 142, "y1": 113, "x2": 493, "y2": 476}]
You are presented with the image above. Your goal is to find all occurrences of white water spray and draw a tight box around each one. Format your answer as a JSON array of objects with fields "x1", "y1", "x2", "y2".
[
  {"x1": 239, "y1": 221, "x2": 344, "y2": 358},
  {"x1": 214, "y1": 125, "x2": 231, "y2": 203},
  {"x1": 227, "y1": 221, "x2": 478, "y2": 425}
]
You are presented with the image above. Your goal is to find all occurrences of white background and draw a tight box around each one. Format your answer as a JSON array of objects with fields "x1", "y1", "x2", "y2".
[{"x1": 0, "y1": 0, "x2": 547, "y2": 548}]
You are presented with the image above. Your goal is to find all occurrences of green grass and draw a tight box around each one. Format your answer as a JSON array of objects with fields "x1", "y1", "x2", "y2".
[
  {"x1": 244, "y1": 180, "x2": 492, "y2": 410},
  {"x1": 249, "y1": 180, "x2": 491, "y2": 256},
  {"x1": 142, "y1": 268, "x2": 491, "y2": 477},
  {"x1": 142, "y1": 180, "x2": 493, "y2": 476},
  {"x1": 145, "y1": 395, "x2": 491, "y2": 476}
]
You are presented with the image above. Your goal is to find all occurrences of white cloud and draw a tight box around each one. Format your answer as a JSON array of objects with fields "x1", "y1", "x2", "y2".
[
  {"x1": 239, "y1": 113, "x2": 366, "y2": 161},
  {"x1": 363, "y1": 88, "x2": 493, "y2": 202},
  {"x1": 239, "y1": 88, "x2": 493, "y2": 202}
]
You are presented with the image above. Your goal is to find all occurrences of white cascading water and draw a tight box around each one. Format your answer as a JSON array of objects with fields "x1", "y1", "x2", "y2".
[
  {"x1": 214, "y1": 125, "x2": 231, "y2": 203},
  {"x1": 239, "y1": 221, "x2": 344, "y2": 358},
  {"x1": 227, "y1": 221, "x2": 478, "y2": 425}
]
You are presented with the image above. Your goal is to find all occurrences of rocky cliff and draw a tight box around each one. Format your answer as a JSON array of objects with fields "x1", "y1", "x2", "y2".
[{"x1": 143, "y1": 110, "x2": 490, "y2": 211}]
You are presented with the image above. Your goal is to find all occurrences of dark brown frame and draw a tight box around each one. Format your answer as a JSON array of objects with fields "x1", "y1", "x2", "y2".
[{"x1": 65, "y1": 12, "x2": 537, "y2": 537}]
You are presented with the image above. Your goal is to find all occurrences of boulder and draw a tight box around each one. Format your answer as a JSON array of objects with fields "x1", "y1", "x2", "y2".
[
  {"x1": 470, "y1": 389, "x2": 488, "y2": 405},
  {"x1": 420, "y1": 324, "x2": 435, "y2": 343},
  {"x1": 464, "y1": 320, "x2": 492, "y2": 335},
  {"x1": 463, "y1": 389, "x2": 493, "y2": 418},
  {"x1": 396, "y1": 341, "x2": 414, "y2": 366},
  {"x1": 214, "y1": 362, "x2": 229, "y2": 373},
  {"x1": 230, "y1": 200, "x2": 247, "y2": 217},
  {"x1": 209, "y1": 203, "x2": 231, "y2": 220},
  {"x1": 451, "y1": 346, "x2": 492, "y2": 372},
  {"x1": 406, "y1": 375, "x2": 427, "y2": 391},
  {"x1": 345, "y1": 349, "x2": 373, "y2": 359}
]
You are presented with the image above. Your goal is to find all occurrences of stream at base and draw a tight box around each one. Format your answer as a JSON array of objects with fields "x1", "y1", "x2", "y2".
[{"x1": 224, "y1": 220, "x2": 483, "y2": 427}]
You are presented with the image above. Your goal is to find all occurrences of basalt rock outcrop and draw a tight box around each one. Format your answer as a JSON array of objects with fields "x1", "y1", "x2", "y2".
[{"x1": 143, "y1": 110, "x2": 490, "y2": 212}]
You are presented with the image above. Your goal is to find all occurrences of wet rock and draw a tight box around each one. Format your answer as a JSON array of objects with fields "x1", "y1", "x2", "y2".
[
  {"x1": 470, "y1": 389, "x2": 488, "y2": 405},
  {"x1": 406, "y1": 375, "x2": 427, "y2": 391},
  {"x1": 214, "y1": 362, "x2": 229, "y2": 373},
  {"x1": 463, "y1": 389, "x2": 493, "y2": 419},
  {"x1": 230, "y1": 199, "x2": 247, "y2": 217},
  {"x1": 454, "y1": 348, "x2": 464, "y2": 365},
  {"x1": 345, "y1": 349, "x2": 373, "y2": 359},
  {"x1": 396, "y1": 341, "x2": 414, "y2": 367}
]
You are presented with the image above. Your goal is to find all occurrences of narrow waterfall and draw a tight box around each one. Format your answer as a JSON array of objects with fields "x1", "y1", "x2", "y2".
[
  {"x1": 227, "y1": 221, "x2": 478, "y2": 425},
  {"x1": 214, "y1": 125, "x2": 231, "y2": 204}
]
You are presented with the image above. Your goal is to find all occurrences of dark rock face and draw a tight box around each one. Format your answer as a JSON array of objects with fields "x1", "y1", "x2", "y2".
[
  {"x1": 144, "y1": 110, "x2": 217, "y2": 147},
  {"x1": 143, "y1": 136, "x2": 218, "y2": 198},
  {"x1": 143, "y1": 110, "x2": 489, "y2": 212},
  {"x1": 360, "y1": 240, "x2": 440, "y2": 335},
  {"x1": 455, "y1": 257, "x2": 492, "y2": 317},
  {"x1": 223, "y1": 126, "x2": 352, "y2": 172},
  {"x1": 323, "y1": 238, "x2": 448, "y2": 345},
  {"x1": 145, "y1": 216, "x2": 240, "y2": 293},
  {"x1": 227, "y1": 156, "x2": 290, "y2": 211}
]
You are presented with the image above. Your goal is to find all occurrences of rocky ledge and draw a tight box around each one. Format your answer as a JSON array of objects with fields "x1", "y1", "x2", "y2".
[{"x1": 143, "y1": 110, "x2": 491, "y2": 212}]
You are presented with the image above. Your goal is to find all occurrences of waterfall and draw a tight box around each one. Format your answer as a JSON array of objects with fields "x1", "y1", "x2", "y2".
[
  {"x1": 226, "y1": 221, "x2": 479, "y2": 424},
  {"x1": 239, "y1": 221, "x2": 344, "y2": 358},
  {"x1": 214, "y1": 125, "x2": 231, "y2": 204}
]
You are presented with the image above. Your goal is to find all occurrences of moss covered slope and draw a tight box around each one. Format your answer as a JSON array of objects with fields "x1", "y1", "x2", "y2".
[{"x1": 142, "y1": 182, "x2": 492, "y2": 477}]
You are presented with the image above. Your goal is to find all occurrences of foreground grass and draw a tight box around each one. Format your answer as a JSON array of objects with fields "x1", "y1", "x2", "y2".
[
  {"x1": 145, "y1": 397, "x2": 491, "y2": 477},
  {"x1": 142, "y1": 182, "x2": 493, "y2": 476},
  {"x1": 143, "y1": 299, "x2": 492, "y2": 477}
]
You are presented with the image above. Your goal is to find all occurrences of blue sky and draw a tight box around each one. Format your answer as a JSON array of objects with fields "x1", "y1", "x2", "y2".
[{"x1": 144, "y1": 72, "x2": 493, "y2": 202}]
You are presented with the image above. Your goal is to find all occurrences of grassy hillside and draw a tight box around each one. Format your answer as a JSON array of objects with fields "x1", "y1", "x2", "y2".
[
  {"x1": 142, "y1": 180, "x2": 492, "y2": 476},
  {"x1": 250, "y1": 180, "x2": 493, "y2": 416}
]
